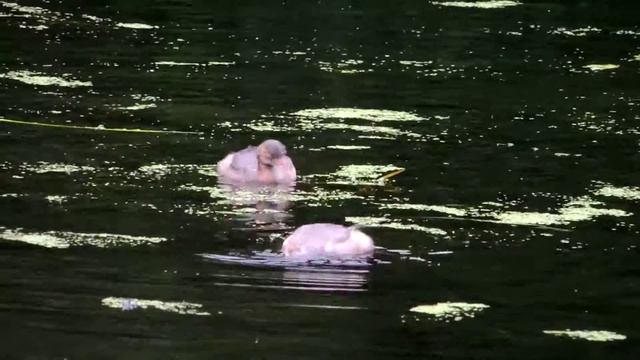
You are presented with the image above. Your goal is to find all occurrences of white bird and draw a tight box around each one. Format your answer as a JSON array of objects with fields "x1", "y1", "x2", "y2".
[
  {"x1": 217, "y1": 139, "x2": 296, "y2": 185},
  {"x1": 282, "y1": 223, "x2": 375, "y2": 259}
]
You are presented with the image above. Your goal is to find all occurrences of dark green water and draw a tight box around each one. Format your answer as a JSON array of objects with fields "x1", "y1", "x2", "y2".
[{"x1": 1, "y1": 0, "x2": 639, "y2": 358}]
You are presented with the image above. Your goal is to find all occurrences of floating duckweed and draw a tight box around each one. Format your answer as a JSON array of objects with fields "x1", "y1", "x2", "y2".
[
  {"x1": 0, "y1": 70, "x2": 92, "y2": 87},
  {"x1": 346, "y1": 216, "x2": 447, "y2": 235},
  {"x1": 543, "y1": 330, "x2": 626, "y2": 342},
  {"x1": 115, "y1": 22, "x2": 157, "y2": 29},
  {"x1": 138, "y1": 164, "x2": 189, "y2": 178},
  {"x1": 489, "y1": 198, "x2": 630, "y2": 226},
  {"x1": 553, "y1": 152, "x2": 582, "y2": 157},
  {"x1": 317, "y1": 60, "x2": 373, "y2": 74},
  {"x1": 583, "y1": 64, "x2": 620, "y2": 71},
  {"x1": 0, "y1": 227, "x2": 166, "y2": 248},
  {"x1": 432, "y1": 1, "x2": 521, "y2": 9},
  {"x1": 155, "y1": 61, "x2": 201, "y2": 66},
  {"x1": 101, "y1": 297, "x2": 210, "y2": 316},
  {"x1": 179, "y1": 185, "x2": 227, "y2": 199},
  {"x1": 207, "y1": 61, "x2": 235, "y2": 66},
  {"x1": 135, "y1": 164, "x2": 217, "y2": 179},
  {"x1": 114, "y1": 103, "x2": 157, "y2": 111},
  {"x1": 154, "y1": 61, "x2": 235, "y2": 67},
  {"x1": 595, "y1": 185, "x2": 640, "y2": 200},
  {"x1": 0, "y1": 1, "x2": 51, "y2": 16},
  {"x1": 399, "y1": 60, "x2": 434, "y2": 67},
  {"x1": 309, "y1": 164, "x2": 405, "y2": 186},
  {"x1": 380, "y1": 203, "x2": 468, "y2": 217},
  {"x1": 615, "y1": 30, "x2": 640, "y2": 36},
  {"x1": 25, "y1": 162, "x2": 95, "y2": 174},
  {"x1": 0, "y1": 229, "x2": 69, "y2": 248},
  {"x1": 332, "y1": 164, "x2": 400, "y2": 179},
  {"x1": 81, "y1": 14, "x2": 105, "y2": 22},
  {"x1": 44, "y1": 195, "x2": 67, "y2": 204},
  {"x1": 249, "y1": 109, "x2": 425, "y2": 140},
  {"x1": 292, "y1": 187, "x2": 364, "y2": 206},
  {"x1": 323, "y1": 122, "x2": 422, "y2": 138},
  {"x1": 291, "y1": 108, "x2": 424, "y2": 122},
  {"x1": 377, "y1": 190, "x2": 631, "y2": 228},
  {"x1": 410, "y1": 302, "x2": 490, "y2": 321},
  {"x1": 550, "y1": 27, "x2": 601, "y2": 37},
  {"x1": 325, "y1": 145, "x2": 371, "y2": 150}
]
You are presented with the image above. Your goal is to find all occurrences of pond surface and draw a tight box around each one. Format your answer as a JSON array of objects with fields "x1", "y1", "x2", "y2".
[{"x1": 1, "y1": 0, "x2": 639, "y2": 358}]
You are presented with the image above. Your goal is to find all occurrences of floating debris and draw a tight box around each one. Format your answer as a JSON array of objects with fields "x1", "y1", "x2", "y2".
[{"x1": 0, "y1": 117, "x2": 202, "y2": 135}]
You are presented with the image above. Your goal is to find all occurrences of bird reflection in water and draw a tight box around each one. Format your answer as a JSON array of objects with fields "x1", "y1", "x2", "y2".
[
  {"x1": 200, "y1": 250, "x2": 373, "y2": 292},
  {"x1": 216, "y1": 182, "x2": 295, "y2": 231}
]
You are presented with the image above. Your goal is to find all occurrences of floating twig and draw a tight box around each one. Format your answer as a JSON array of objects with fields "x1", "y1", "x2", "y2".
[{"x1": 0, "y1": 117, "x2": 203, "y2": 135}]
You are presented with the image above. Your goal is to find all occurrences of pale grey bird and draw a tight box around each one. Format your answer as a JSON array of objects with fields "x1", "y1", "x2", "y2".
[
  {"x1": 282, "y1": 223, "x2": 375, "y2": 258},
  {"x1": 217, "y1": 139, "x2": 296, "y2": 184}
]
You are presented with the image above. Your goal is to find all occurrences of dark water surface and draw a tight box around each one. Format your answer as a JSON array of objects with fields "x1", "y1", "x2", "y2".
[{"x1": 1, "y1": 0, "x2": 639, "y2": 358}]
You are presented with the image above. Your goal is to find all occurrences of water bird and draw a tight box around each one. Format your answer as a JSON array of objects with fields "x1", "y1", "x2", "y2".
[
  {"x1": 282, "y1": 223, "x2": 375, "y2": 259},
  {"x1": 217, "y1": 139, "x2": 296, "y2": 184}
]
